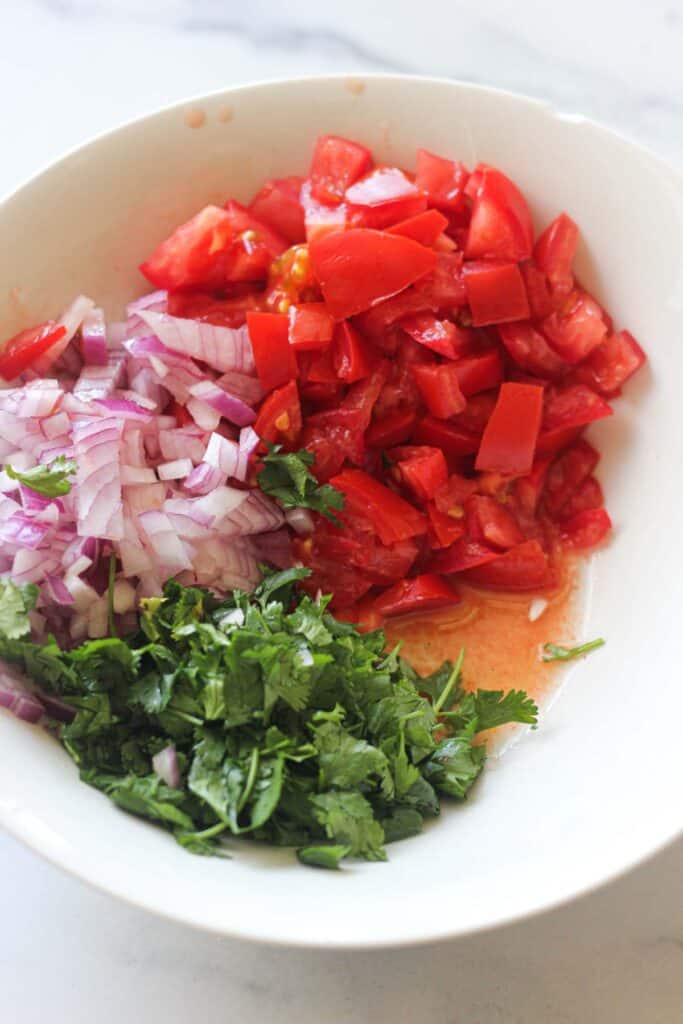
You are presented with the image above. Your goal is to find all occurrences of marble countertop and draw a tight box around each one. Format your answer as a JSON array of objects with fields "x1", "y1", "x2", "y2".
[{"x1": 0, "y1": 1, "x2": 681, "y2": 1021}]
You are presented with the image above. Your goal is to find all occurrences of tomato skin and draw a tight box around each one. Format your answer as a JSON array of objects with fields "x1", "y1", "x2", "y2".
[
  {"x1": 498, "y1": 321, "x2": 568, "y2": 379},
  {"x1": 465, "y1": 495, "x2": 525, "y2": 550},
  {"x1": 415, "y1": 148, "x2": 469, "y2": 212},
  {"x1": 332, "y1": 321, "x2": 376, "y2": 382},
  {"x1": 288, "y1": 302, "x2": 335, "y2": 351},
  {"x1": 453, "y1": 350, "x2": 504, "y2": 396},
  {"x1": 248, "y1": 176, "x2": 306, "y2": 244},
  {"x1": 400, "y1": 314, "x2": 471, "y2": 359},
  {"x1": 310, "y1": 135, "x2": 373, "y2": 205},
  {"x1": 411, "y1": 362, "x2": 467, "y2": 418},
  {"x1": 391, "y1": 446, "x2": 449, "y2": 501},
  {"x1": 388, "y1": 209, "x2": 450, "y2": 246},
  {"x1": 246, "y1": 311, "x2": 298, "y2": 392},
  {"x1": 560, "y1": 507, "x2": 611, "y2": 549},
  {"x1": 465, "y1": 166, "x2": 534, "y2": 262},
  {"x1": 346, "y1": 167, "x2": 427, "y2": 229},
  {"x1": 310, "y1": 229, "x2": 436, "y2": 321},
  {"x1": 254, "y1": 379, "x2": 302, "y2": 445},
  {"x1": 463, "y1": 539, "x2": 551, "y2": 590},
  {"x1": 374, "y1": 573, "x2": 460, "y2": 617},
  {"x1": 476, "y1": 382, "x2": 544, "y2": 475},
  {"x1": 541, "y1": 290, "x2": 608, "y2": 364},
  {"x1": 463, "y1": 260, "x2": 530, "y2": 326},
  {"x1": 0, "y1": 322, "x2": 67, "y2": 380},
  {"x1": 330, "y1": 468, "x2": 428, "y2": 545},
  {"x1": 572, "y1": 330, "x2": 646, "y2": 397},
  {"x1": 533, "y1": 213, "x2": 578, "y2": 296}
]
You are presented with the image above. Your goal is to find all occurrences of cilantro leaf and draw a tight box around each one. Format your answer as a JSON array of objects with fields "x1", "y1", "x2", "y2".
[
  {"x1": 422, "y1": 721, "x2": 486, "y2": 799},
  {"x1": 472, "y1": 689, "x2": 538, "y2": 731},
  {"x1": 5, "y1": 455, "x2": 77, "y2": 498},
  {"x1": 257, "y1": 445, "x2": 345, "y2": 523},
  {"x1": 297, "y1": 844, "x2": 351, "y2": 869},
  {"x1": 542, "y1": 638, "x2": 605, "y2": 662},
  {"x1": 311, "y1": 791, "x2": 387, "y2": 861},
  {"x1": 0, "y1": 579, "x2": 38, "y2": 639}
]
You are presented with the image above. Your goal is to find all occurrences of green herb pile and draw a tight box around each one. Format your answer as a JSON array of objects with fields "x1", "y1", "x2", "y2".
[{"x1": 0, "y1": 569, "x2": 538, "y2": 868}]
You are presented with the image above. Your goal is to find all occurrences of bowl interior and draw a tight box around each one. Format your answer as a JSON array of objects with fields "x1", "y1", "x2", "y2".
[{"x1": 0, "y1": 76, "x2": 681, "y2": 947}]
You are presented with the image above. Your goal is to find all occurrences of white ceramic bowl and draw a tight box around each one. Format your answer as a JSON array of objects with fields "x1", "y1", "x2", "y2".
[{"x1": 0, "y1": 75, "x2": 681, "y2": 948}]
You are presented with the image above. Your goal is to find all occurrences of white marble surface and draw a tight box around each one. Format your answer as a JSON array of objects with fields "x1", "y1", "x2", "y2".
[{"x1": 0, "y1": 1, "x2": 682, "y2": 1021}]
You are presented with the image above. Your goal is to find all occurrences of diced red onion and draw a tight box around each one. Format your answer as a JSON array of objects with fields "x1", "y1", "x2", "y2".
[
  {"x1": 65, "y1": 555, "x2": 93, "y2": 580},
  {"x1": 120, "y1": 465, "x2": 157, "y2": 485},
  {"x1": 187, "y1": 380, "x2": 255, "y2": 427},
  {"x1": 33, "y1": 294, "x2": 95, "y2": 374},
  {"x1": 195, "y1": 486, "x2": 250, "y2": 523},
  {"x1": 62, "y1": 535, "x2": 98, "y2": 569},
  {"x1": 72, "y1": 417, "x2": 124, "y2": 541},
  {"x1": 0, "y1": 412, "x2": 43, "y2": 451},
  {"x1": 94, "y1": 397, "x2": 154, "y2": 421},
  {"x1": 239, "y1": 425, "x2": 260, "y2": 458},
  {"x1": 203, "y1": 432, "x2": 249, "y2": 481},
  {"x1": 118, "y1": 389, "x2": 157, "y2": 411},
  {"x1": 118, "y1": 515, "x2": 154, "y2": 576},
  {"x1": 157, "y1": 458, "x2": 192, "y2": 481},
  {"x1": 285, "y1": 507, "x2": 315, "y2": 535},
  {"x1": 138, "y1": 510, "x2": 193, "y2": 576},
  {"x1": 159, "y1": 427, "x2": 207, "y2": 464},
  {"x1": 12, "y1": 548, "x2": 60, "y2": 585},
  {"x1": 69, "y1": 612, "x2": 89, "y2": 641},
  {"x1": 249, "y1": 529, "x2": 294, "y2": 569},
  {"x1": 152, "y1": 744, "x2": 181, "y2": 789},
  {"x1": 67, "y1": 577, "x2": 100, "y2": 613},
  {"x1": 0, "y1": 663, "x2": 45, "y2": 724},
  {"x1": 112, "y1": 579, "x2": 136, "y2": 614},
  {"x1": 126, "y1": 290, "x2": 168, "y2": 336},
  {"x1": 0, "y1": 513, "x2": 50, "y2": 550},
  {"x1": 19, "y1": 485, "x2": 64, "y2": 514},
  {"x1": 217, "y1": 490, "x2": 285, "y2": 537},
  {"x1": 216, "y1": 369, "x2": 264, "y2": 406},
  {"x1": 182, "y1": 463, "x2": 226, "y2": 496},
  {"x1": 121, "y1": 428, "x2": 146, "y2": 467},
  {"x1": 122, "y1": 482, "x2": 166, "y2": 515},
  {"x1": 81, "y1": 307, "x2": 109, "y2": 366},
  {"x1": 73, "y1": 353, "x2": 126, "y2": 399},
  {"x1": 17, "y1": 382, "x2": 63, "y2": 419},
  {"x1": 87, "y1": 596, "x2": 109, "y2": 638},
  {"x1": 138, "y1": 311, "x2": 255, "y2": 374},
  {"x1": 42, "y1": 411, "x2": 71, "y2": 440},
  {"x1": 44, "y1": 574, "x2": 75, "y2": 606},
  {"x1": 185, "y1": 397, "x2": 221, "y2": 432},
  {"x1": 107, "y1": 321, "x2": 128, "y2": 349}
]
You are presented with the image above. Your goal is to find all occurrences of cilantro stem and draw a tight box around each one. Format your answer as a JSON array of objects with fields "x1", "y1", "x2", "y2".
[
  {"x1": 238, "y1": 747, "x2": 260, "y2": 813},
  {"x1": 542, "y1": 638, "x2": 605, "y2": 662},
  {"x1": 107, "y1": 554, "x2": 117, "y2": 639},
  {"x1": 189, "y1": 821, "x2": 229, "y2": 842},
  {"x1": 433, "y1": 648, "x2": 465, "y2": 715}
]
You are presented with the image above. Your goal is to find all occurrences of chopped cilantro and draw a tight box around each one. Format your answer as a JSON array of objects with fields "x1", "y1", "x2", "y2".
[
  {"x1": 256, "y1": 444, "x2": 345, "y2": 523},
  {"x1": 542, "y1": 638, "x2": 605, "y2": 662},
  {"x1": 5, "y1": 455, "x2": 77, "y2": 498}
]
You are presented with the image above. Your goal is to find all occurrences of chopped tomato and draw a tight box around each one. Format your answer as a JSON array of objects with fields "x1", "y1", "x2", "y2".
[
  {"x1": 346, "y1": 167, "x2": 427, "y2": 229},
  {"x1": 415, "y1": 148, "x2": 469, "y2": 212},
  {"x1": 535, "y1": 425, "x2": 583, "y2": 457},
  {"x1": 143, "y1": 203, "x2": 288, "y2": 291},
  {"x1": 520, "y1": 261, "x2": 554, "y2": 320},
  {"x1": 388, "y1": 208, "x2": 450, "y2": 246},
  {"x1": 498, "y1": 321, "x2": 568, "y2": 379},
  {"x1": 400, "y1": 314, "x2": 471, "y2": 359},
  {"x1": 541, "y1": 290, "x2": 608, "y2": 364},
  {"x1": 246, "y1": 311, "x2": 297, "y2": 392},
  {"x1": 451, "y1": 391, "x2": 498, "y2": 435},
  {"x1": 465, "y1": 166, "x2": 534, "y2": 262},
  {"x1": 513, "y1": 455, "x2": 552, "y2": 516},
  {"x1": 557, "y1": 475, "x2": 604, "y2": 520},
  {"x1": 463, "y1": 539, "x2": 551, "y2": 590},
  {"x1": 572, "y1": 330, "x2": 646, "y2": 397},
  {"x1": 248, "y1": 176, "x2": 306, "y2": 244},
  {"x1": 534, "y1": 213, "x2": 578, "y2": 296},
  {"x1": 427, "y1": 503, "x2": 467, "y2": 548},
  {"x1": 374, "y1": 574, "x2": 460, "y2": 617},
  {"x1": 168, "y1": 290, "x2": 263, "y2": 328},
  {"x1": 0, "y1": 322, "x2": 66, "y2": 381},
  {"x1": 310, "y1": 229, "x2": 436, "y2": 321},
  {"x1": 429, "y1": 538, "x2": 499, "y2": 574},
  {"x1": 411, "y1": 363, "x2": 467, "y2": 418},
  {"x1": 300, "y1": 181, "x2": 348, "y2": 243},
  {"x1": 310, "y1": 135, "x2": 373, "y2": 205},
  {"x1": 330, "y1": 469, "x2": 428, "y2": 545},
  {"x1": 366, "y1": 408, "x2": 417, "y2": 448},
  {"x1": 391, "y1": 446, "x2": 449, "y2": 501},
  {"x1": 543, "y1": 439, "x2": 599, "y2": 519},
  {"x1": 466, "y1": 495, "x2": 525, "y2": 550},
  {"x1": 298, "y1": 346, "x2": 337, "y2": 384},
  {"x1": 542, "y1": 384, "x2": 613, "y2": 434},
  {"x1": 453, "y1": 350, "x2": 504, "y2": 396},
  {"x1": 334, "y1": 597, "x2": 385, "y2": 633},
  {"x1": 266, "y1": 243, "x2": 319, "y2": 311},
  {"x1": 433, "y1": 473, "x2": 478, "y2": 517},
  {"x1": 414, "y1": 416, "x2": 480, "y2": 457},
  {"x1": 253, "y1": 380, "x2": 302, "y2": 446},
  {"x1": 333, "y1": 321, "x2": 376, "y2": 382},
  {"x1": 288, "y1": 303, "x2": 335, "y2": 351},
  {"x1": 464, "y1": 261, "x2": 530, "y2": 326},
  {"x1": 476, "y1": 382, "x2": 544, "y2": 475},
  {"x1": 560, "y1": 507, "x2": 611, "y2": 549}
]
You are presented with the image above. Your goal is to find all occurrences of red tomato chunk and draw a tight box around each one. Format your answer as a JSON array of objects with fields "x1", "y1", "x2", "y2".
[{"x1": 128, "y1": 134, "x2": 648, "y2": 604}]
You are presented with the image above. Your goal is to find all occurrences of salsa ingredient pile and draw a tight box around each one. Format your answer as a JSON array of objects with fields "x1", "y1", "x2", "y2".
[{"x1": 0, "y1": 570, "x2": 537, "y2": 867}]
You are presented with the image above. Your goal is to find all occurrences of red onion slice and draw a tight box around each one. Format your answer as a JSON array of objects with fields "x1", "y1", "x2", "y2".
[
  {"x1": 138, "y1": 509, "x2": 193, "y2": 576},
  {"x1": 81, "y1": 307, "x2": 108, "y2": 366},
  {"x1": 72, "y1": 418, "x2": 124, "y2": 541},
  {"x1": 187, "y1": 380, "x2": 255, "y2": 427},
  {"x1": 33, "y1": 294, "x2": 95, "y2": 374},
  {"x1": 152, "y1": 744, "x2": 181, "y2": 788},
  {"x1": 138, "y1": 310, "x2": 255, "y2": 374},
  {"x1": 0, "y1": 664, "x2": 45, "y2": 724}
]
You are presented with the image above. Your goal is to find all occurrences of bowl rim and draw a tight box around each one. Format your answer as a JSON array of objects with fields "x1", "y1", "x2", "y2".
[{"x1": 0, "y1": 71, "x2": 681, "y2": 949}]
